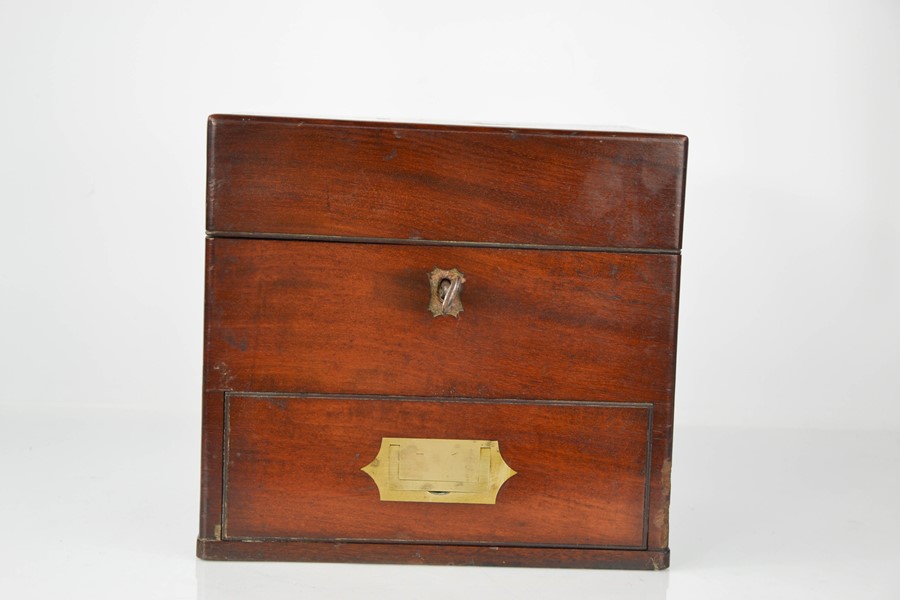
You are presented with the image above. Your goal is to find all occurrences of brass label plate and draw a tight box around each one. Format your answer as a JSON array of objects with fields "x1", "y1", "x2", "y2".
[{"x1": 361, "y1": 437, "x2": 517, "y2": 504}]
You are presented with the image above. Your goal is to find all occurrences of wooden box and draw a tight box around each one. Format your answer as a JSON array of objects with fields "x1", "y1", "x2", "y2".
[{"x1": 197, "y1": 115, "x2": 687, "y2": 569}]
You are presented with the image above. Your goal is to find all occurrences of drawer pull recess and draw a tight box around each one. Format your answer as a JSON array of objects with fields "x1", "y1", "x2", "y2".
[{"x1": 361, "y1": 437, "x2": 516, "y2": 504}]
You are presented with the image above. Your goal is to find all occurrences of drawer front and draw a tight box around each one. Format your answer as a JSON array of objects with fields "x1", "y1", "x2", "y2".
[
  {"x1": 204, "y1": 238, "x2": 679, "y2": 403},
  {"x1": 223, "y1": 394, "x2": 652, "y2": 548},
  {"x1": 207, "y1": 115, "x2": 687, "y2": 250}
]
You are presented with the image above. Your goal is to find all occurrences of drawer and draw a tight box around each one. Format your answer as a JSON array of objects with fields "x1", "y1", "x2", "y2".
[
  {"x1": 207, "y1": 115, "x2": 687, "y2": 250},
  {"x1": 223, "y1": 394, "x2": 652, "y2": 548},
  {"x1": 204, "y1": 238, "x2": 678, "y2": 403}
]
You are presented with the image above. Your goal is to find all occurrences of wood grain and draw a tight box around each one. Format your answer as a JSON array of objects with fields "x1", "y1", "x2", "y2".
[
  {"x1": 223, "y1": 394, "x2": 651, "y2": 548},
  {"x1": 199, "y1": 115, "x2": 687, "y2": 569},
  {"x1": 207, "y1": 115, "x2": 687, "y2": 250},
  {"x1": 198, "y1": 391, "x2": 225, "y2": 541},
  {"x1": 204, "y1": 238, "x2": 679, "y2": 403}
]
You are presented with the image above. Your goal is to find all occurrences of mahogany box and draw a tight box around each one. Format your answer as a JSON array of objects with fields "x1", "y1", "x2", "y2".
[{"x1": 197, "y1": 115, "x2": 687, "y2": 569}]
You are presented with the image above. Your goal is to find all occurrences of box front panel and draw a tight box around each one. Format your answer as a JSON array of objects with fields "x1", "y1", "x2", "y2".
[
  {"x1": 223, "y1": 394, "x2": 651, "y2": 548},
  {"x1": 204, "y1": 238, "x2": 678, "y2": 404}
]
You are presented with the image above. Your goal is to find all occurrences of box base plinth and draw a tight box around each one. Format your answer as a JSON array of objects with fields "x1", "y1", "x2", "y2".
[{"x1": 196, "y1": 539, "x2": 670, "y2": 570}]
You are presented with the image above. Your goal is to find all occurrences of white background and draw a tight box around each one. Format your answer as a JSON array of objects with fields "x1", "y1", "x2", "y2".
[{"x1": 1, "y1": 1, "x2": 898, "y2": 598}]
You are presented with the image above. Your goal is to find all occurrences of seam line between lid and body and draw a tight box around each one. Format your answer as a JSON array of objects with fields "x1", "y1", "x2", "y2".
[{"x1": 204, "y1": 231, "x2": 682, "y2": 255}]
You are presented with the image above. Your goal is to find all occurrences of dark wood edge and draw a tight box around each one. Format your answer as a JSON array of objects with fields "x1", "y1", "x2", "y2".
[
  {"x1": 198, "y1": 389, "x2": 225, "y2": 541},
  {"x1": 206, "y1": 120, "x2": 216, "y2": 232},
  {"x1": 643, "y1": 403, "x2": 655, "y2": 548},
  {"x1": 676, "y1": 137, "x2": 689, "y2": 250},
  {"x1": 645, "y1": 255, "x2": 681, "y2": 549},
  {"x1": 224, "y1": 390, "x2": 656, "y2": 408},
  {"x1": 208, "y1": 113, "x2": 687, "y2": 142},
  {"x1": 204, "y1": 231, "x2": 682, "y2": 255},
  {"x1": 197, "y1": 539, "x2": 670, "y2": 570},
  {"x1": 198, "y1": 240, "x2": 224, "y2": 540}
]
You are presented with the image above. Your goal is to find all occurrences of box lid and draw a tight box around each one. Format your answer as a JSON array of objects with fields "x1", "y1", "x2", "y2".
[{"x1": 207, "y1": 115, "x2": 687, "y2": 251}]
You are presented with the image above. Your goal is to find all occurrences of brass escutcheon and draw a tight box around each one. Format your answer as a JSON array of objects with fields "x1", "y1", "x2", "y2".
[{"x1": 428, "y1": 267, "x2": 465, "y2": 318}]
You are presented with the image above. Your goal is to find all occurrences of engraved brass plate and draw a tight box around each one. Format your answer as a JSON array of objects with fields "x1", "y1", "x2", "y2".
[{"x1": 361, "y1": 437, "x2": 517, "y2": 504}]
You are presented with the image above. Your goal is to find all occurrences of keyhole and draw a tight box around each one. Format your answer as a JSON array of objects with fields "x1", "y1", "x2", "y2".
[
  {"x1": 438, "y1": 278, "x2": 452, "y2": 301},
  {"x1": 428, "y1": 268, "x2": 465, "y2": 318}
]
